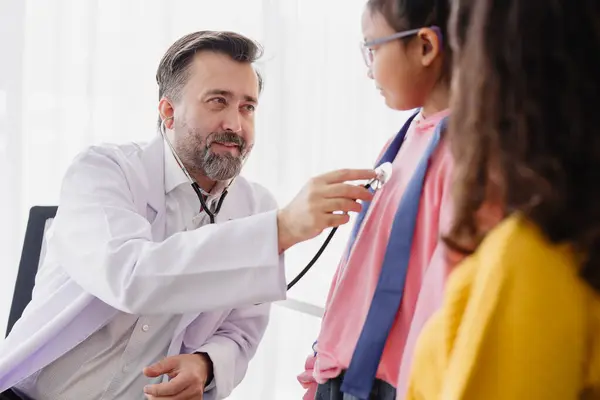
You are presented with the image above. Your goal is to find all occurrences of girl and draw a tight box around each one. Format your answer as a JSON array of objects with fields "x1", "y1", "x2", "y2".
[
  {"x1": 407, "y1": 0, "x2": 600, "y2": 398},
  {"x1": 298, "y1": 0, "x2": 466, "y2": 398}
]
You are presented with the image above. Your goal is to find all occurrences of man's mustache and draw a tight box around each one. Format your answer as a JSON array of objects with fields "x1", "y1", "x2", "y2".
[{"x1": 206, "y1": 131, "x2": 245, "y2": 151}]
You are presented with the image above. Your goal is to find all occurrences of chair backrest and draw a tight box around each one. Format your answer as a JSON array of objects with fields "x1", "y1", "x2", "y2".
[{"x1": 6, "y1": 206, "x2": 58, "y2": 337}]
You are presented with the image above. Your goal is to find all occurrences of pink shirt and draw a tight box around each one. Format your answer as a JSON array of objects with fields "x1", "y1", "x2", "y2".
[{"x1": 298, "y1": 109, "x2": 454, "y2": 399}]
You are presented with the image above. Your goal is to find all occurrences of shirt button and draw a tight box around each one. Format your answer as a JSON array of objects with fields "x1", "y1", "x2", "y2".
[{"x1": 142, "y1": 324, "x2": 150, "y2": 332}]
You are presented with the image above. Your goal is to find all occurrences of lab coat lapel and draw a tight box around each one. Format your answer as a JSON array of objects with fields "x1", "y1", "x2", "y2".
[
  {"x1": 140, "y1": 143, "x2": 256, "y2": 356},
  {"x1": 173, "y1": 183, "x2": 245, "y2": 337},
  {"x1": 140, "y1": 136, "x2": 167, "y2": 241}
]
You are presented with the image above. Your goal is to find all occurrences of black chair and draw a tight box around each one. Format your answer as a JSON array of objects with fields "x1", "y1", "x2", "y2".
[{"x1": 6, "y1": 206, "x2": 58, "y2": 337}]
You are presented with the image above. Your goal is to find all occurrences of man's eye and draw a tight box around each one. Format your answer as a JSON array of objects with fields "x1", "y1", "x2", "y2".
[
  {"x1": 209, "y1": 97, "x2": 227, "y2": 105},
  {"x1": 243, "y1": 104, "x2": 256, "y2": 112}
]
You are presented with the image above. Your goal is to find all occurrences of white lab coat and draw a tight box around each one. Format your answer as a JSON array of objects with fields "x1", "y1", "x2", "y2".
[{"x1": 0, "y1": 137, "x2": 287, "y2": 399}]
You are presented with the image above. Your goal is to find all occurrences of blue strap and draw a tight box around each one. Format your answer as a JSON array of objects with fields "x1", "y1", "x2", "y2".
[
  {"x1": 340, "y1": 116, "x2": 448, "y2": 399},
  {"x1": 345, "y1": 112, "x2": 419, "y2": 260},
  {"x1": 311, "y1": 112, "x2": 418, "y2": 358}
]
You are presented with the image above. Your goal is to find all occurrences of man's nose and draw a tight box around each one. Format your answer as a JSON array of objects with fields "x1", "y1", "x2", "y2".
[{"x1": 221, "y1": 108, "x2": 243, "y2": 133}]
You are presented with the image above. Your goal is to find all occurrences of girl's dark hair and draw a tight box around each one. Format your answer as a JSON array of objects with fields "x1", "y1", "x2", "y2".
[
  {"x1": 366, "y1": 0, "x2": 455, "y2": 79},
  {"x1": 445, "y1": 0, "x2": 600, "y2": 291}
]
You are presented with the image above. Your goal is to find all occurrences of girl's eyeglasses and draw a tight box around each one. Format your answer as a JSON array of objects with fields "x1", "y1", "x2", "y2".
[{"x1": 360, "y1": 26, "x2": 442, "y2": 68}]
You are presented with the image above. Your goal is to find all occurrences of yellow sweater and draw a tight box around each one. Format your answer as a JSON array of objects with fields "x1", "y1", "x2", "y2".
[{"x1": 406, "y1": 215, "x2": 600, "y2": 399}]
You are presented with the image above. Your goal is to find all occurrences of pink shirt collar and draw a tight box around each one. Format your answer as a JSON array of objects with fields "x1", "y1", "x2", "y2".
[{"x1": 412, "y1": 108, "x2": 451, "y2": 135}]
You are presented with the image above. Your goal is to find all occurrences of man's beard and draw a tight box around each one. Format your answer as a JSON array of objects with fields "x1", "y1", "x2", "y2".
[{"x1": 176, "y1": 128, "x2": 250, "y2": 182}]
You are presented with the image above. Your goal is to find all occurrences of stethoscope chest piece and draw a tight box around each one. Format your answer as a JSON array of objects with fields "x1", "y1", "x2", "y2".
[
  {"x1": 286, "y1": 162, "x2": 393, "y2": 291},
  {"x1": 367, "y1": 162, "x2": 393, "y2": 191},
  {"x1": 375, "y1": 162, "x2": 393, "y2": 185}
]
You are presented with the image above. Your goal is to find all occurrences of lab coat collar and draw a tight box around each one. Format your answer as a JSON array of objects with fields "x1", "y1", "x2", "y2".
[
  {"x1": 140, "y1": 136, "x2": 168, "y2": 239},
  {"x1": 139, "y1": 136, "x2": 239, "y2": 240},
  {"x1": 164, "y1": 140, "x2": 189, "y2": 194},
  {"x1": 140, "y1": 136, "x2": 166, "y2": 211}
]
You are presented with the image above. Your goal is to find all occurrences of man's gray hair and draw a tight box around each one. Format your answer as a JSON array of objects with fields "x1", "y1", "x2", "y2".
[{"x1": 156, "y1": 30, "x2": 264, "y2": 129}]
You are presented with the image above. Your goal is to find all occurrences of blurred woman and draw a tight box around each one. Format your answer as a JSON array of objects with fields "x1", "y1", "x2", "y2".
[{"x1": 406, "y1": 0, "x2": 600, "y2": 398}]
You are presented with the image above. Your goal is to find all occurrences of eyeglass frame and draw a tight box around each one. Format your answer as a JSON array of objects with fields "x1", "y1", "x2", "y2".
[{"x1": 360, "y1": 25, "x2": 442, "y2": 68}]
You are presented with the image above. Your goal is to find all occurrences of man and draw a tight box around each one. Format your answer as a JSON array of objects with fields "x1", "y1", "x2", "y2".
[{"x1": 0, "y1": 31, "x2": 375, "y2": 400}]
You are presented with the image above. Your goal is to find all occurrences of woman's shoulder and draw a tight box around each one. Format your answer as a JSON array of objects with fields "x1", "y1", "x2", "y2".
[
  {"x1": 444, "y1": 214, "x2": 600, "y2": 396},
  {"x1": 441, "y1": 213, "x2": 596, "y2": 332},
  {"x1": 465, "y1": 214, "x2": 582, "y2": 289},
  {"x1": 440, "y1": 214, "x2": 600, "y2": 349},
  {"x1": 408, "y1": 214, "x2": 600, "y2": 399}
]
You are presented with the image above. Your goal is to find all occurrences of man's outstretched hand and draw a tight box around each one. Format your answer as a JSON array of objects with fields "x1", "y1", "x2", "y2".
[{"x1": 143, "y1": 353, "x2": 213, "y2": 399}]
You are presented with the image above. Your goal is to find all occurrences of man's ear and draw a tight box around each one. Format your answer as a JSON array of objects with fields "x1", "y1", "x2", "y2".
[
  {"x1": 418, "y1": 27, "x2": 442, "y2": 67},
  {"x1": 158, "y1": 98, "x2": 175, "y2": 129}
]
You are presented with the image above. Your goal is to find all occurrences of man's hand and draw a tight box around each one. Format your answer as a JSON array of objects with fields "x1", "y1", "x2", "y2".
[
  {"x1": 277, "y1": 168, "x2": 376, "y2": 253},
  {"x1": 143, "y1": 353, "x2": 213, "y2": 399}
]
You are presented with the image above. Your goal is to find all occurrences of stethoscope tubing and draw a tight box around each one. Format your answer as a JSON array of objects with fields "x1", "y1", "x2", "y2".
[
  {"x1": 286, "y1": 180, "x2": 374, "y2": 290},
  {"x1": 160, "y1": 117, "x2": 384, "y2": 292}
]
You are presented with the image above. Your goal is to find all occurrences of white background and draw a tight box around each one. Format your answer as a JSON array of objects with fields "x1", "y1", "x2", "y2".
[{"x1": 0, "y1": 0, "x2": 411, "y2": 398}]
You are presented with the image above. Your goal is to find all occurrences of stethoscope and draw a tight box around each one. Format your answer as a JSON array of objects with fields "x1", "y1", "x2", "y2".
[
  {"x1": 160, "y1": 117, "x2": 393, "y2": 290},
  {"x1": 285, "y1": 162, "x2": 392, "y2": 290},
  {"x1": 160, "y1": 117, "x2": 229, "y2": 224}
]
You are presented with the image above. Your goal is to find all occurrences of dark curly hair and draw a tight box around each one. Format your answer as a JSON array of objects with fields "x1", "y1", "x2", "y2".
[{"x1": 444, "y1": 0, "x2": 600, "y2": 291}]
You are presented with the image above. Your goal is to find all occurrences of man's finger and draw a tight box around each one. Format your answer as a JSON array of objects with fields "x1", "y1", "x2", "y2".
[
  {"x1": 143, "y1": 357, "x2": 179, "y2": 378},
  {"x1": 144, "y1": 374, "x2": 190, "y2": 397},
  {"x1": 318, "y1": 169, "x2": 377, "y2": 184},
  {"x1": 322, "y1": 183, "x2": 374, "y2": 202},
  {"x1": 322, "y1": 198, "x2": 362, "y2": 214},
  {"x1": 325, "y1": 213, "x2": 351, "y2": 228},
  {"x1": 147, "y1": 384, "x2": 202, "y2": 400}
]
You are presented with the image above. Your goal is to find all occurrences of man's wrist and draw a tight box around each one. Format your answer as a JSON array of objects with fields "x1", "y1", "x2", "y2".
[
  {"x1": 276, "y1": 209, "x2": 296, "y2": 254},
  {"x1": 194, "y1": 352, "x2": 214, "y2": 385}
]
